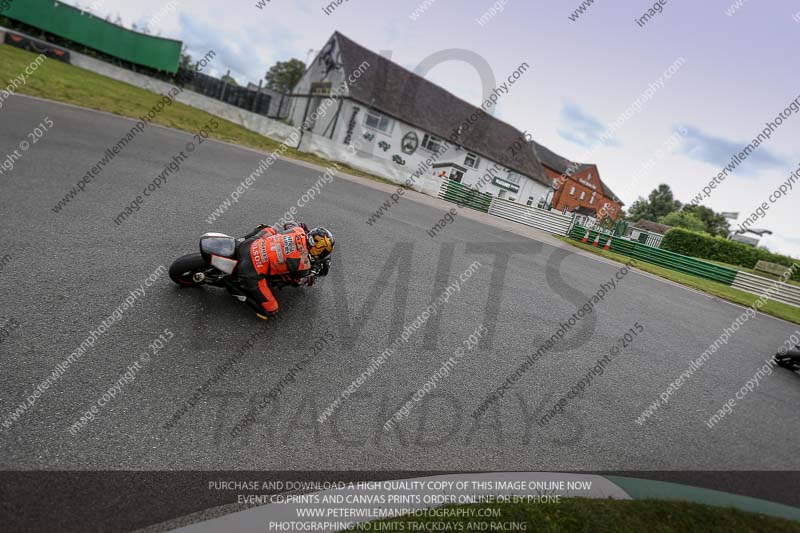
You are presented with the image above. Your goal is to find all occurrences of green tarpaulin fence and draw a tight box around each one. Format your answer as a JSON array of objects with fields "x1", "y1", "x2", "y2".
[
  {"x1": 570, "y1": 225, "x2": 738, "y2": 286},
  {"x1": 439, "y1": 180, "x2": 492, "y2": 213},
  {"x1": 1, "y1": 0, "x2": 182, "y2": 72}
]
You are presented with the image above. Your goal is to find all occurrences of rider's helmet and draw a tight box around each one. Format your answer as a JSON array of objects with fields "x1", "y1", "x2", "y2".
[{"x1": 306, "y1": 227, "x2": 334, "y2": 262}]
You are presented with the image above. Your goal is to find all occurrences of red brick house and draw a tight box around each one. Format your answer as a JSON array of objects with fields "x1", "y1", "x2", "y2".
[{"x1": 531, "y1": 142, "x2": 624, "y2": 220}]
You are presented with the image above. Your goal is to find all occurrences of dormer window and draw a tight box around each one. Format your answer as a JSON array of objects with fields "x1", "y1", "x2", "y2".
[{"x1": 464, "y1": 152, "x2": 481, "y2": 169}]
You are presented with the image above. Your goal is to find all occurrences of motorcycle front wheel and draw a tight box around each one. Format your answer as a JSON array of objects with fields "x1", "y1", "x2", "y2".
[
  {"x1": 169, "y1": 253, "x2": 208, "y2": 287},
  {"x1": 775, "y1": 354, "x2": 800, "y2": 372}
]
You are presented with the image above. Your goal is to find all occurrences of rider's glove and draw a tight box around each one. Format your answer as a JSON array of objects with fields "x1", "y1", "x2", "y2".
[
  {"x1": 319, "y1": 259, "x2": 331, "y2": 277},
  {"x1": 244, "y1": 224, "x2": 269, "y2": 239},
  {"x1": 284, "y1": 221, "x2": 308, "y2": 232}
]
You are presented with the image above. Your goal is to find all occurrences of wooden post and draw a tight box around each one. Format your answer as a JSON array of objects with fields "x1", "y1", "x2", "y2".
[
  {"x1": 252, "y1": 79, "x2": 262, "y2": 113},
  {"x1": 220, "y1": 69, "x2": 230, "y2": 101}
]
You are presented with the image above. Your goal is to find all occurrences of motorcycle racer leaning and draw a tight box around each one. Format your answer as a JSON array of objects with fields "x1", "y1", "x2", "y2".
[{"x1": 235, "y1": 221, "x2": 334, "y2": 319}]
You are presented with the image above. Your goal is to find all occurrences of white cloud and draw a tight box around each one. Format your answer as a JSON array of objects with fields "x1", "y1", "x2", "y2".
[{"x1": 760, "y1": 234, "x2": 800, "y2": 261}]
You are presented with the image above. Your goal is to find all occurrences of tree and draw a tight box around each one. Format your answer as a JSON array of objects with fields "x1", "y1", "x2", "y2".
[
  {"x1": 179, "y1": 46, "x2": 194, "y2": 71},
  {"x1": 265, "y1": 59, "x2": 306, "y2": 93},
  {"x1": 221, "y1": 73, "x2": 239, "y2": 86},
  {"x1": 683, "y1": 205, "x2": 731, "y2": 237},
  {"x1": 659, "y1": 211, "x2": 706, "y2": 233},
  {"x1": 626, "y1": 183, "x2": 682, "y2": 222}
]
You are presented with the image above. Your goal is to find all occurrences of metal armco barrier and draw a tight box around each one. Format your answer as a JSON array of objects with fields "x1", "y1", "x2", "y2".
[
  {"x1": 569, "y1": 225, "x2": 738, "y2": 285},
  {"x1": 438, "y1": 180, "x2": 492, "y2": 213},
  {"x1": 437, "y1": 180, "x2": 574, "y2": 235},
  {"x1": 570, "y1": 225, "x2": 800, "y2": 307},
  {"x1": 489, "y1": 197, "x2": 574, "y2": 236},
  {"x1": 732, "y1": 271, "x2": 800, "y2": 308}
]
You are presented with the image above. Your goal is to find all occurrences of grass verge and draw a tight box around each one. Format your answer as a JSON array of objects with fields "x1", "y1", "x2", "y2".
[
  {"x1": 345, "y1": 499, "x2": 800, "y2": 532},
  {"x1": 0, "y1": 44, "x2": 398, "y2": 188},
  {"x1": 557, "y1": 236, "x2": 800, "y2": 325}
]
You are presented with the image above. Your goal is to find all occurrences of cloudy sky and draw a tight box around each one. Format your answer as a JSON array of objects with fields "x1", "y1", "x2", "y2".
[{"x1": 67, "y1": 0, "x2": 800, "y2": 256}]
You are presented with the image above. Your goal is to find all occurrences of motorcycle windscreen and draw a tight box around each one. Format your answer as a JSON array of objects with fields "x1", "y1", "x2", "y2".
[{"x1": 200, "y1": 234, "x2": 237, "y2": 258}]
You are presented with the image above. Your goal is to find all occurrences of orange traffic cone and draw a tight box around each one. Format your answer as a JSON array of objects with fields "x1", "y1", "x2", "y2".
[
  {"x1": 591, "y1": 232, "x2": 600, "y2": 247},
  {"x1": 603, "y1": 234, "x2": 613, "y2": 251},
  {"x1": 581, "y1": 229, "x2": 590, "y2": 243}
]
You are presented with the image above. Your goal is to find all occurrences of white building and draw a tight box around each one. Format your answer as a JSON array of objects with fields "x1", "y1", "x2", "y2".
[{"x1": 286, "y1": 32, "x2": 553, "y2": 204}]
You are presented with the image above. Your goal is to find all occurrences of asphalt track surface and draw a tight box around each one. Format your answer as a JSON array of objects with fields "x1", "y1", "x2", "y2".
[{"x1": 0, "y1": 96, "x2": 799, "y2": 527}]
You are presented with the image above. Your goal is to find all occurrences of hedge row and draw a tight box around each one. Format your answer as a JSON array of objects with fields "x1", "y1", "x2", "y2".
[{"x1": 661, "y1": 228, "x2": 800, "y2": 281}]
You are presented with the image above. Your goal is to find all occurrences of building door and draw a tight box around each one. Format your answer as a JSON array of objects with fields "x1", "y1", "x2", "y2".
[{"x1": 449, "y1": 169, "x2": 464, "y2": 183}]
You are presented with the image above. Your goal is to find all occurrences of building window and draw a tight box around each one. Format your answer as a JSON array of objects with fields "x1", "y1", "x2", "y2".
[
  {"x1": 587, "y1": 173, "x2": 592, "y2": 181},
  {"x1": 449, "y1": 168, "x2": 464, "y2": 182},
  {"x1": 364, "y1": 110, "x2": 394, "y2": 134},
  {"x1": 506, "y1": 172, "x2": 521, "y2": 184},
  {"x1": 464, "y1": 152, "x2": 481, "y2": 169},
  {"x1": 526, "y1": 196, "x2": 535, "y2": 206},
  {"x1": 589, "y1": 191, "x2": 596, "y2": 204},
  {"x1": 422, "y1": 134, "x2": 446, "y2": 153},
  {"x1": 579, "y1": 190, "x2": 586, "y2": 200},
  {"x1": 569, "y1": 186, "x2": 576, "y2": 196},
  {"x1": 498, "y1": 190, "x2": 507, "y2": 199}
]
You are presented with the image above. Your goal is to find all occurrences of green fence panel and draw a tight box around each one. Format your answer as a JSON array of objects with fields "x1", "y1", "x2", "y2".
[
  {"x1": 570, "y1": 225, "x2": 738, "y2": 286},
  {"x1": 2, "y1": 0, "x2": 182, "y2": 72},
  {"x1": 441, "y1": 180, "x2": 492, "y2": 213}
]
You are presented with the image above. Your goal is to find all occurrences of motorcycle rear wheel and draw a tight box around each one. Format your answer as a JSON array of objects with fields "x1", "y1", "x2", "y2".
[{"x1": 169, "y1": 253, "x2": 208, "y2": 287}]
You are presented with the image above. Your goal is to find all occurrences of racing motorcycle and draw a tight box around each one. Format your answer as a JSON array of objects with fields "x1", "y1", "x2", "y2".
[
  {"x1": 775, "y1": 345, "x2": 800, "y2": 372},
  {"x1": 169, "y1": 232, "x2": 329, "y2": 303}
]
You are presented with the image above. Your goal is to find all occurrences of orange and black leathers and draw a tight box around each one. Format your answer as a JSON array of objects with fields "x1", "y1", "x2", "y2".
[{"x1": 236, "y1": 224, "x2": 312, "y2": 316}]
